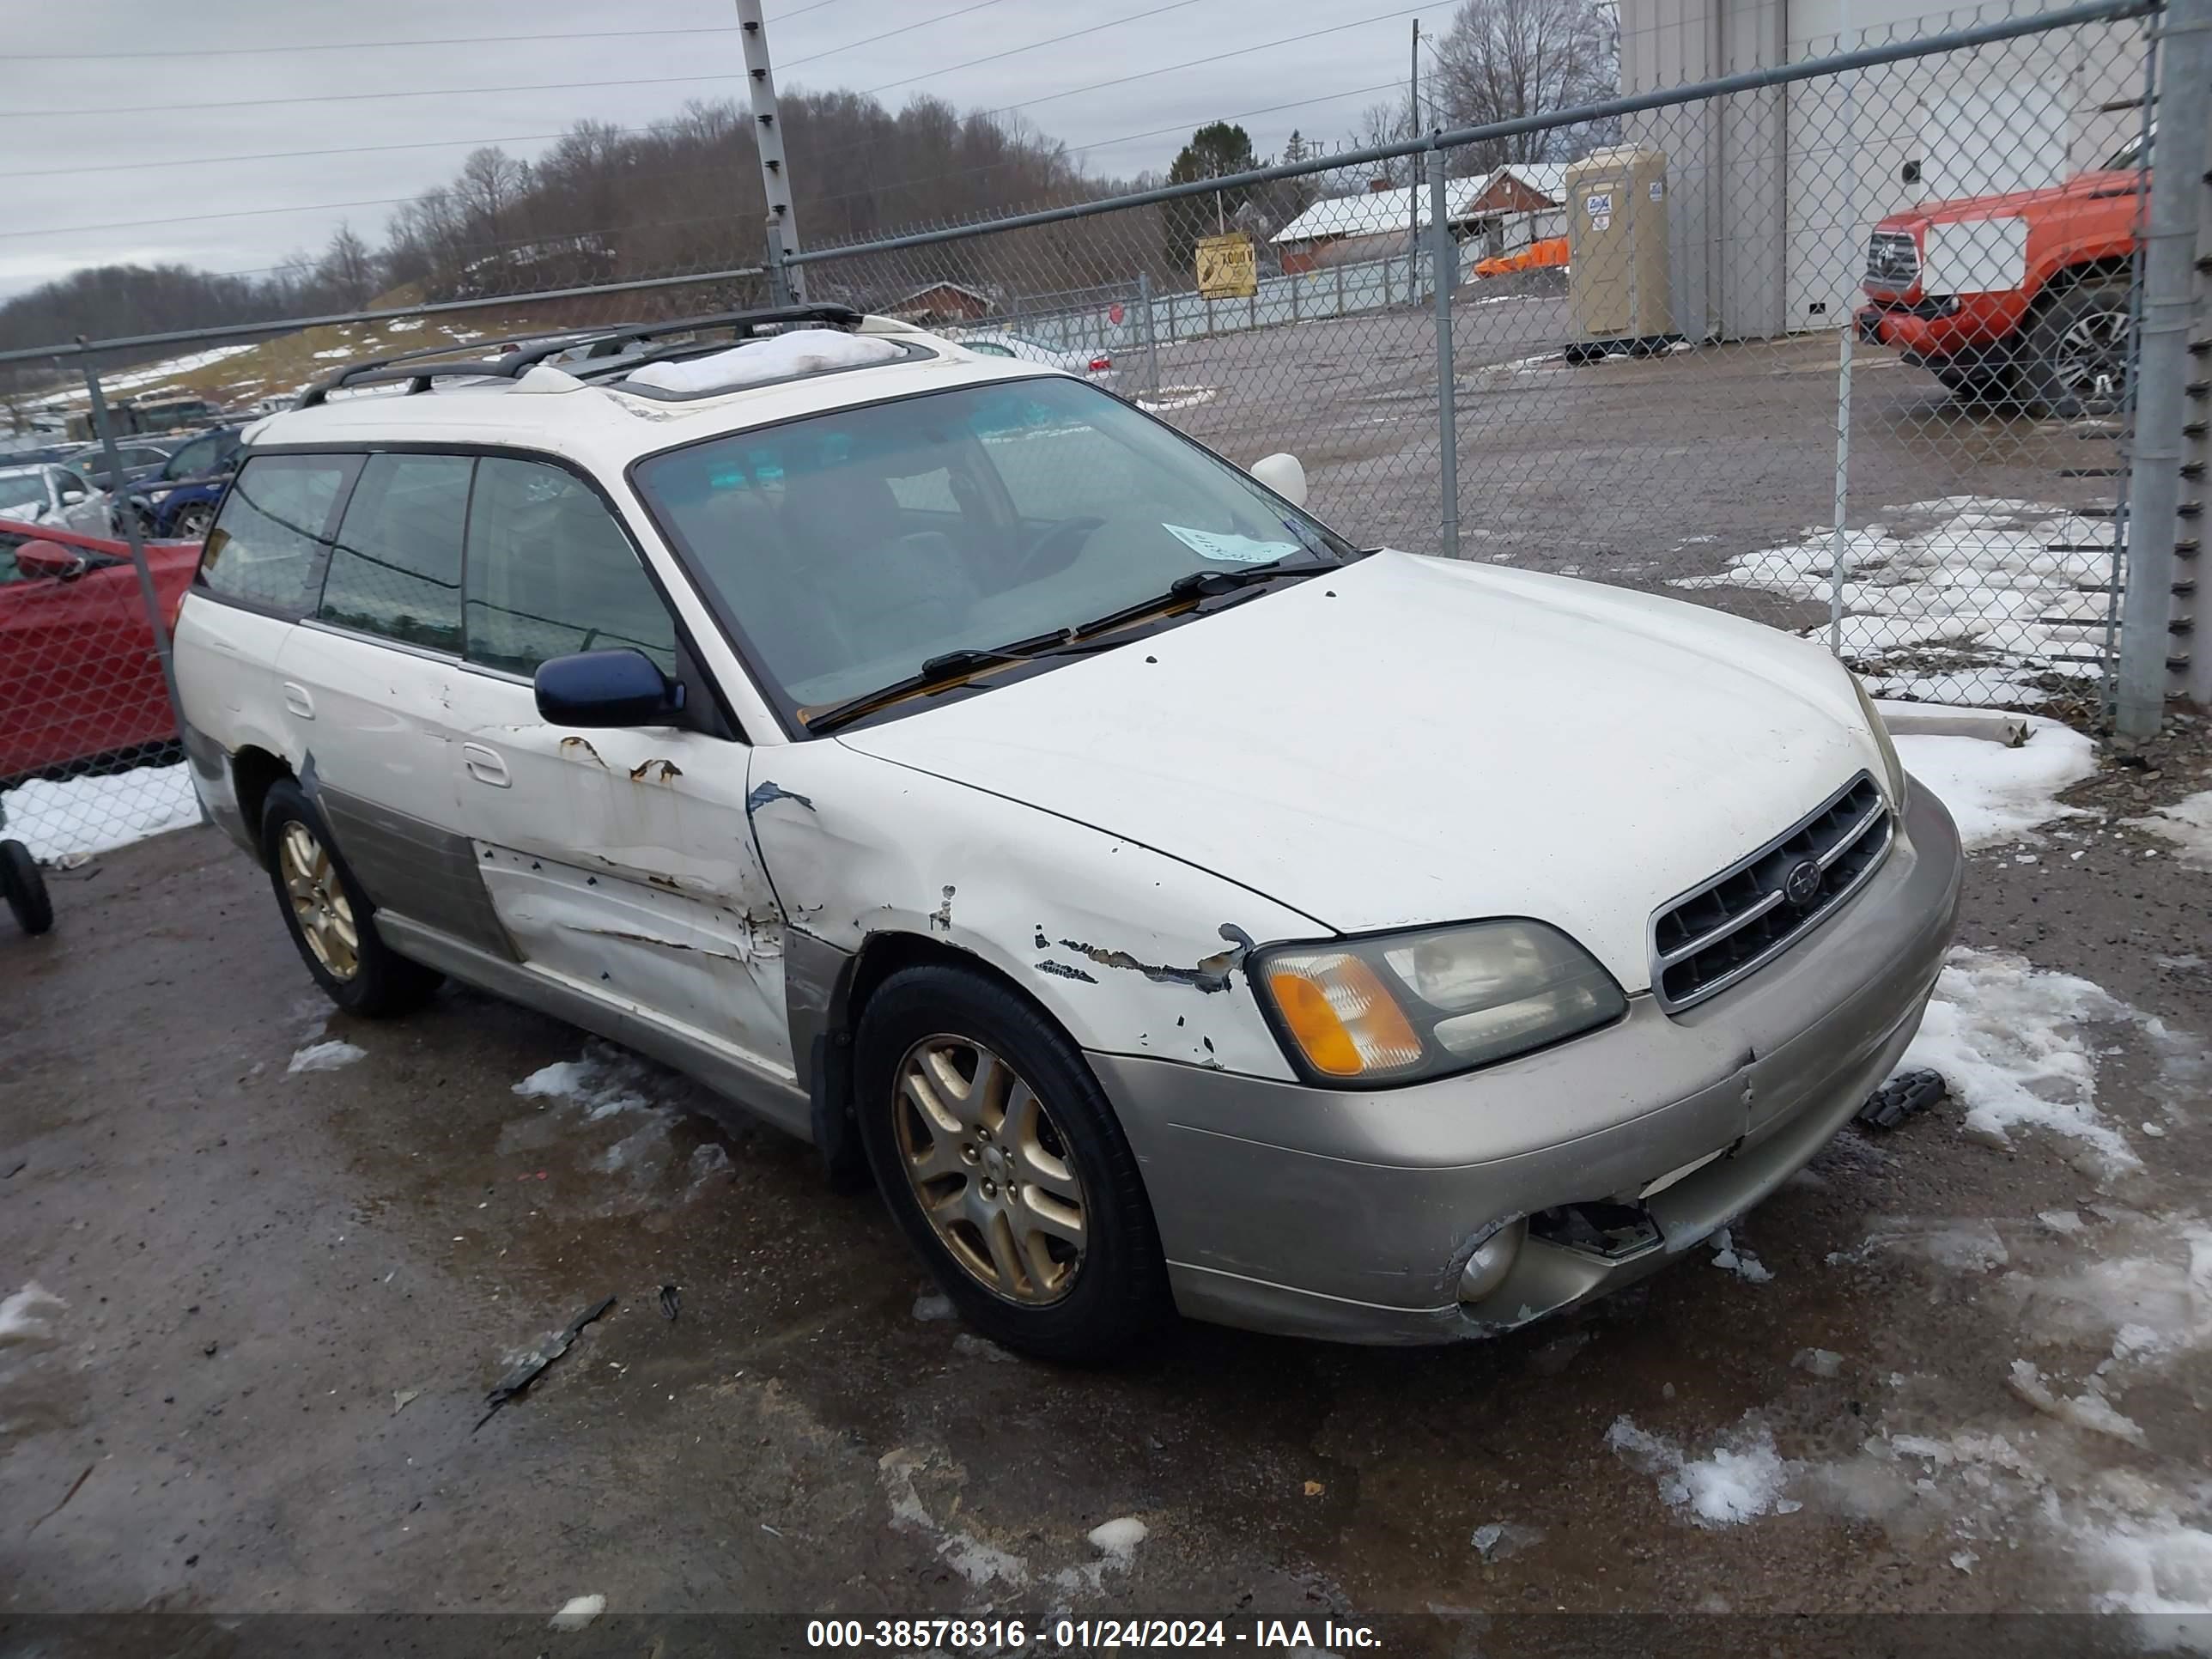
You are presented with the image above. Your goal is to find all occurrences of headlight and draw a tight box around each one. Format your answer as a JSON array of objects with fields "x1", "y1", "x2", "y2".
[
  {"x1": 1850, "y1": 673, "x2": 1909, "y2": 807},
  {"x1": 1254, "y1": 920, "x2": 1627, "y2": 1086}
]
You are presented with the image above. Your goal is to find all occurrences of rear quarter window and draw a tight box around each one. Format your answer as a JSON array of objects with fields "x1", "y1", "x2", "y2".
[{"x1": 199, "y1": 453, "x2": 356, "y2": 616}]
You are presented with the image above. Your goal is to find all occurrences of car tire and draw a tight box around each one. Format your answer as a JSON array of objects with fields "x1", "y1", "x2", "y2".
[
  {"x1": 854, "y1": 963, "x2": 1171, "y2": 1363},
  {"x1": 2020, "y1": 276, "x2": 2132, "y2": 418},
  {"x1": 259, "y1": 780, "x2": 441, "y2": 1018},
  {"x1": 1, "y1": 840, "x2": 53, "y2": 936},
  {"x1": 171, "y1": 501, "x2": 216, "y2": 540}
]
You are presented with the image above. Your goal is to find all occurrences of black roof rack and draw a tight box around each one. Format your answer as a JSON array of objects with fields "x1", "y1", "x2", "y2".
[{"x1": 297, "y1": 304, "x2": 865, "y2": 408}]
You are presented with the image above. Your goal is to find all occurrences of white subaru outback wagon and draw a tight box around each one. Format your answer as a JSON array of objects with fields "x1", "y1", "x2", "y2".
[{"x1": 173, "y1": 307, "x2": 1961, "y2": 1361}]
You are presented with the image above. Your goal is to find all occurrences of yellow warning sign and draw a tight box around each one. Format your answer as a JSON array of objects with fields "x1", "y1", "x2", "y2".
[{"x1": 1195, "y1": 233, "x2": 1257, "y2": 300}]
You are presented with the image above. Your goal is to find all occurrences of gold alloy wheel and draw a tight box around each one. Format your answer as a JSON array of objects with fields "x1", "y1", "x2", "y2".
[
  {"x1": 891, "y1": 1034, "x2": 1088, "y2": 1304},
  {"x1": 279, "y1": 820, "x2": 360, "y2": 981}
]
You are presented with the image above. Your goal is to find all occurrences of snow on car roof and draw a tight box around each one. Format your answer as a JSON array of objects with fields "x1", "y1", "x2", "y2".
[{"x1": 244, "y1": 325, "x2": 1071, "y2": 473}]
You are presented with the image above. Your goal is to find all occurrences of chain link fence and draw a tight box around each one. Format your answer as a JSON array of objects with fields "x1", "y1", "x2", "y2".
[
  {"x1": 0, "y1": 267, "x2": 767, "y2": 877},
  {"x1": 791, "y1": 0, "x2": 2155, "y2": 724},
  {"x1": 0, "y1": 0, "x2": 2181, "y2": 898}
]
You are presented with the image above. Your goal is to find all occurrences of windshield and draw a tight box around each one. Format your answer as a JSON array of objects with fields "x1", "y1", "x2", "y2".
[
  {"x1": 0, "y1": 471, "x2": 48, "y2": 512},
  {"x1": 634, "y1": 376, "x2": 1354, "y2": 718},
  {"x1": 2105, "y1": 130, "x2": 2148, "y2": 171},
  {"x1": 164, "y1": 436, "x2": 219, "y2": 479}
]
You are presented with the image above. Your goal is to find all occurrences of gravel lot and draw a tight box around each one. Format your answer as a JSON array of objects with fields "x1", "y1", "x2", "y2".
[{"x1": 3, "y1": 320, "x2": 2207, "y2": 1648}]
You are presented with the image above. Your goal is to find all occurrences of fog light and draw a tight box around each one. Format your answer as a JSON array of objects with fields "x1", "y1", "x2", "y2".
[{"x1": 1457, "y1": 1218, "x2": 1527, "y2": 1304}]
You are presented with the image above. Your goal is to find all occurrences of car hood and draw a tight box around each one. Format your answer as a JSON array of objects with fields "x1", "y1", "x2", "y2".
[
  {"x1": 1880, "y1": 168, "x2": 2139, "y2": 228},
  {"x1": 836, "y1": 550, "x2": 1887, "y2": 992}
]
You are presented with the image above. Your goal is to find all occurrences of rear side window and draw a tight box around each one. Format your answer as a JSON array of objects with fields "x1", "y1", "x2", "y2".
[
  {"x1": 319, "y1": 453, "x2": 471, "y2": 652},
  {"x1": 199, "y1": 453, "x2": 353, "y2": 614},
  {"x1": 465, "y1": 458, "x2": 676, "y2": 677}
]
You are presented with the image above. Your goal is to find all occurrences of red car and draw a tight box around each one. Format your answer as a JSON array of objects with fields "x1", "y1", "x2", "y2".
[
  {"x1": 0, "y1": 517, "x2": 199, "y2": 781},
  {"x1": 1857, "y1": 133, "x2": 2142, "y2": 413}
]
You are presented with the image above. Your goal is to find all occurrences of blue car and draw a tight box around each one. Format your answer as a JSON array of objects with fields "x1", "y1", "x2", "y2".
[{"x1": 128, "y1": 426, "x2": 246, "y2": 539}]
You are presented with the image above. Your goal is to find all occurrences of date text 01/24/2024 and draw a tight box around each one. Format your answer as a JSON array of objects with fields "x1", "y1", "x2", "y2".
[{"x1": 805, "y1": 1619, "x2": 1382, "y2": 1650}]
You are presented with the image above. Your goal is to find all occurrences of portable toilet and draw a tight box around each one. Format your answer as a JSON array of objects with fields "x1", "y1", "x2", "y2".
[{"x1": 1564, "y1": 146, "x2": 1674, "y2": 359}]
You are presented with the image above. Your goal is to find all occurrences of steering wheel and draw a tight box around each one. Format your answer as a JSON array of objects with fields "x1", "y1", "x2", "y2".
[{"x1": 1012, "y1": 514, "x2": 1106, "y2": 583}]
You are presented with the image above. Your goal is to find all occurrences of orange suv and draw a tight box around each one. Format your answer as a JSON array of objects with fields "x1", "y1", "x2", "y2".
[{"x1": 1856, "y1": 133, "x2": 2142, "y2": 414}]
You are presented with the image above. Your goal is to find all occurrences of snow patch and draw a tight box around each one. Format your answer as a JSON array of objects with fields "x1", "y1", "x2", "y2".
[
  {"x1": 624, "y1": 328, "x2": 901, "y2": 394},
  {"x1": 1899, "y1": 947, "x2": 2137, "y2": 1169},
  {"x1": 1710, "y1": 1226, "x2": 1774, "y2": 1282},
  {"x1": 288, "y1": 1039, "x2": 366, "y2": 1074},
  {"x1": 878, "y1": 1448, "x2": 1029, "y2": 1588},
  {"x1": 2006, "y1": 1358, "x2": 2147, "y2": 1446},
  {"x1": 1136, "y1": 385, "x2": 1218, "y2": 413},
  {"x1": 0, "y1": 763, "x2": 200, "y2": 863},
  {"x1": 1792, "y1": 1347, "x2": 1844, "y2": 1378},
  {"x1": 911, "y1": 1292, "x2": 956, "y2": 1322},
  {"x1": 1674, "y1": 497, "x2": 2120, "y2": 704},
  {"x1": 1604, "y1": 1415, "x2": 1801, "y2": 1527},
  {"x1": 513, "y1": 1044, "x2": 660, "y2": 1120},
  {"x1": 2127, "y1": 792, "x2": 2212, "y2": 871},
  {"x1": 549, "y1": 1595, "x2": 605, "y2": 1631},
  {"x1": 1893, "y1": 720, "x2": 2096, "y2": 848},
  {"x1": 2086, "y1": 1516, "x2": 2212, "y2": 1649}
]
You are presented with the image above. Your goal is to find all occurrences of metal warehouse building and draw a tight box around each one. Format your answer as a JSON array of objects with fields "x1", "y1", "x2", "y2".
[{"x1": 1616, "y1": 0, "x2": 2142, "y2": 341}]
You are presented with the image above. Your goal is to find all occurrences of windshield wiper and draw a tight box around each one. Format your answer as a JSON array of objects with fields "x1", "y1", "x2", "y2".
[
  {"x1": 1064, "y1": 557, "x2": 1336, "y2": 640},
  {"x1": 801, "y1": 629, "x2": 1114, "y2": 735},
  {"x1": 800, "y1": 562, "x2": 1338, "y2": 736}
]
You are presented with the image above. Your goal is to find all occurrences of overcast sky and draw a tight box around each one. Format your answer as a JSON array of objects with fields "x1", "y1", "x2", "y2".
[{"x1": 4, "y1": 0, "x2": 1439, "y2": 302}]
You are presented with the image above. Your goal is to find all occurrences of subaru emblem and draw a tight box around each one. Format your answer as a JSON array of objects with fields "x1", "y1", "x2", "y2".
[{"x1": 1781, "y1": 859, "x2": 1822, "y2": 907}]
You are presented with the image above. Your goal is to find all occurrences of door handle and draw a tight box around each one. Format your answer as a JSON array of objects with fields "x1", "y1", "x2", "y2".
[
  {"x1": 462, "y1": 742, "x2": 511, "y2": 787},
  {"x1": 282, "y1": 681, "x2": 313, "y2": 720}
]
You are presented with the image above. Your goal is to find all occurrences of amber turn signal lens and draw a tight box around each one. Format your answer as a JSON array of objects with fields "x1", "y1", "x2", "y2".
[{"x1": 1266, "y1": 954, "x2": 1424, "y2": 1078}]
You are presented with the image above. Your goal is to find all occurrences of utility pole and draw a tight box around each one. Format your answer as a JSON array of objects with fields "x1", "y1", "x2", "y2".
[
  {"x1": 735, "y1": 0, "x2": 805, "y2": 306},
  {"x1": 1409, "y1": 19, "x2": 1424, "y2": 297}
]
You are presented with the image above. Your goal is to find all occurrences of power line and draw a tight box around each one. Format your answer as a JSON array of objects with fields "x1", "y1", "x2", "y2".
[
  {"x1": 9, "y1": 0, "x2": 842, "y2": 60},
  {"x1": 802, "y1": 76, "x2": 1408, "y2": 212},
  {"x1": 9, "y1": 22, "x2": 750, "y2": 61},
  {"x1": 0, "y1": 129, "x2": 654, "y2": 184},
  {"x1": 781, "y1": 0, "x2": 1022, "y2": 70},
  {"x1": 1000, "y1": 2, "x2": 1436, "y2": 117},
  {"x1": 856, "y1": 0, "x2": 1203, "y2": 98},
  {"x1": 0, "y1": 70, "x2": 749, "y2": 120},
  {"x1": 800, "y1": 0, "x2": 1433, "y2": 165}
]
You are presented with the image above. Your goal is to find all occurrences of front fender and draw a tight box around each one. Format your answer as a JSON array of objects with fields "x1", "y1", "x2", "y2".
[{"x1": 743, "y1": 740, "x2": 1322, "y2": 1080}]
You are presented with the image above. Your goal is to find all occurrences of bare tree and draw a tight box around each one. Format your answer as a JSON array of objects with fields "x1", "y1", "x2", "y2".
[
  {"x1": 454, "y1": 147, "x2": 532, "y2": 247},
  {"x1": 316, "y1": 224, "x2": 378, "y2": 307},
  {"x1": 1433, "y1": 0, "x2": 1619, "y2": 173},
  {"x1": 1346, "y1": 101, "x2": 1413, "y2": 187}
]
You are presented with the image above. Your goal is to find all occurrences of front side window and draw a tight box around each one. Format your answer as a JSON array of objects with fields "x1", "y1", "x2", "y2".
[
  {"x1": 464, "y1": 457, "x2": 677, "y2": 678},
  {"x1": 633, "y1": 377, "x2": 1352, "y2": 718},
  {"x1": 199, "y1": 453, "x2": 353, "y2": 614},
  {"x1": 0, "y1": 471, "x2": 50, "y2": 514},
  {"x1": 319, "y1": 453, "x2": 471, "y2": 652}
]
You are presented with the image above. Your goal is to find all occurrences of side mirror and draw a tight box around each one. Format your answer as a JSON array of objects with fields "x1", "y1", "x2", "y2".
[
  {"x1": 15, "y1": 540, "x2": 89, "y2": 580},
  {"x1": 533, "y1": 647, "x2": 687, "y2": 728},
  {"x1": 58, "y1": 489, "x2": 88, "y2": 507},
  {"x1": 1249, "y1": 452, "x2": 1308, "y2": 508}
]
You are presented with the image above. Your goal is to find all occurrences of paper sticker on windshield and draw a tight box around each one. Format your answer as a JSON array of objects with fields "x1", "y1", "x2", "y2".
[{"x1": 1161, "y1": 523, "x2": 1301, "y2": 565}]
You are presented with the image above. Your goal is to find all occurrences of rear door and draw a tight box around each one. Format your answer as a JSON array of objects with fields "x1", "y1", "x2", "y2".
[
  {"x1": 275, "y1": 451, "x2": 495, "y2": 945},
  {"x1": 441, "y1": 454, "x2": 795, "y2": 1102},
  {"x1": 172, "y1": 453, "x2": 356, "y2": 823}
]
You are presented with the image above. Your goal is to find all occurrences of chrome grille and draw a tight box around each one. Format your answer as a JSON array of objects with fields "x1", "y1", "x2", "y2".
[
  {"x1": 1865, "y1": 230, "x2": 1918, "y2": 289},
  {"x1": 1651, "y1": 774, "x2": 1893, "y2": 1012}
]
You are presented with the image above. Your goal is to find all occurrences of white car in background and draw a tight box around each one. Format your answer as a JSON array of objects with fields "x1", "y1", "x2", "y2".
[
  {"x1": 0, "y1": 463, "x2": 115, "y2": 535},
  {"x1": 950, "y1": 329, "x2": 1114, "y2": 377}
]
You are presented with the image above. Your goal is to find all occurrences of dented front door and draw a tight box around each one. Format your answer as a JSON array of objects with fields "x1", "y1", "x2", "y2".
[{"x1": 445, "y1": 669, "x2": 793, "y2": 1085}]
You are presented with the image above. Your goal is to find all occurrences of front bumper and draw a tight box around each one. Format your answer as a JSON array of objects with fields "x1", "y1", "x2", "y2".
[{"x1": 1092, "y1": 782, "x2": 1962, "y2": 1344}]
